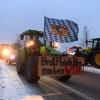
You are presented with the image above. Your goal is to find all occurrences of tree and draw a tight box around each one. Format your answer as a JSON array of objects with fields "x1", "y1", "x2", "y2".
[
  {"x1": 79, "y1": 26, "x2": 91, "y2": 48},
  {"x1": 14, "y1": 35, "x2": 21, "y2": 48}
]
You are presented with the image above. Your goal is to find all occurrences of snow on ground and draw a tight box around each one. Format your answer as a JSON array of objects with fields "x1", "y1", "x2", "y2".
[{"x1": 84, "y1": 66, "x2": 100, "y2": 74}]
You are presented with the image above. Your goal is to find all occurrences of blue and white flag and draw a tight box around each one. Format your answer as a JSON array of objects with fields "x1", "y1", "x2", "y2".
[{"x1": 44, "y1": 16, "x2": 79, "y2": 43}]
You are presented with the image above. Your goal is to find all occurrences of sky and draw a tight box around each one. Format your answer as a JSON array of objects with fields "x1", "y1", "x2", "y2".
[{"x1": 0, "y1": 0, "x2": 100, "y2": 51}]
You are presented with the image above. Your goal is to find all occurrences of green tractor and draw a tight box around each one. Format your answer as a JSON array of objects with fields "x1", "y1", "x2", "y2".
[
  {"x1": 16, "y1": 29, "x2": 83, "y2": 83},
  {"x1": 71, "y1": 38, "x2": 100, "y2": 68},
  {"x1": 16, "y1": 30, "x2": 43, "y2": 82},
  {"x1": 84, "y1": 38, "x2": 100, "y2": 68}
]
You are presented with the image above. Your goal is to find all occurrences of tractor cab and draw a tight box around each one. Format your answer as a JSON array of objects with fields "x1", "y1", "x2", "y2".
[
  {"x1": 20, "y1": 30, "x2": 44, "y2": 56},
  {"x1": 20, "y1": 30, "x2": 43, "y2": 47},
  {"x1": 20, "y1": 30, "x2": 61, "y2": 56},
  {"x1": 92, "y1": 38, "x2": 100, "y2": 49},
  {"x1": 84, "y1": 38, "x2": 100, "y2": 54}
]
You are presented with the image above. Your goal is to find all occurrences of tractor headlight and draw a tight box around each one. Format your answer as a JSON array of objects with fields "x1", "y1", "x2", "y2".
[
  {"x1": 26, "y1": 40, "x2": 34, "y2": 48},
  {"x1": 53, "y1": 42, "x2": 60, "y2": 48},
  {"x1": 30, "y1": 41, "x2": 34, "y2": 46},
  {"x1": 26, "y1": 42, "x2": 30, "y2": 47}
]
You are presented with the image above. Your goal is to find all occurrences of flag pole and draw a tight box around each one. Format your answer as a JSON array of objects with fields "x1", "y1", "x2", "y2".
[{"x1": 44, "y1": 16, "x2": 46, "y2": 46}]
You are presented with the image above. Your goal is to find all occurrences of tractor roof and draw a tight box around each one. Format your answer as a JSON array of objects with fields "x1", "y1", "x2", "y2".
[
  {"x1": 22, "y1": 29, "x2": 43, "y2": 37},
  {"x1": 92, "y1": 38, "x2": 100, "y2": 41}
]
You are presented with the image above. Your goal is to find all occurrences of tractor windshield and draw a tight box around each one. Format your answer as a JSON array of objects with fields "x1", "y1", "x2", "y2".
[
  {"x1": 92, "y1": 39, "x2": 100, "y2": 49},
  {"x1": 93, "y1": 40, "x2": 98, "y2": 48},
  {"x1": 39, "y1": 37, "x2": 44, "y2": 44}
]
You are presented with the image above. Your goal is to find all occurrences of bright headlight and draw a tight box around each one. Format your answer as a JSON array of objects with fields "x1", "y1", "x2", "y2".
[
  {"x1": 26, "y1": 40, "x2": 34, "y2": 47},
  {"x1": 53, "y1": 42, "x2": 60, "y2": 48},
  {"x1": 10, "y1": 55, "x2": 15, "y2": 59},
  {"x1": 26, "y1": 42, "x2": 30, "y2": 47},
  {"x1": 30, "y1": 41, "x2": 34, "y2": 45},
  {"x1": 2, "y1": 48, "x2": 10, "y2": 56}
]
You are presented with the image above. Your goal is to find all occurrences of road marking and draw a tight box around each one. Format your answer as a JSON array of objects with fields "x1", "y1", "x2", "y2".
[
  {"x1": 43, "y1": 76, "x2": 94, "y2": 100},
  {"x1": 39, "y1": 80, "x2": 65, "y2": 96},
  {"x1": 41, "y1": 92, "x2": 63, "y2": 97},
  {"x1": 40, "y1": 80, "x2": 61, "y2": 92}
]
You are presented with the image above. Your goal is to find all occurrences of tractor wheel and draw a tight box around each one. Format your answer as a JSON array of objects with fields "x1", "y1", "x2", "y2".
[
  {"x1": 92, "y1": 50, "x2": 100, "y2": 68},
  {"x1": 58, "y1": 75, "x2": 71, "y2": 82},
  {"x1": 16, "y1": 51, "x2": 24, "y2": 75},
  {"x1": 25, "y1": 55, "x2": 40, "y2": 83}
]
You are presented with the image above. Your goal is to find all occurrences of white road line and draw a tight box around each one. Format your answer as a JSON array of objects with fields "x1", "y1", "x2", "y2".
[{"x1": 41, "y1": 92, "x2": 63, "y2": 97}]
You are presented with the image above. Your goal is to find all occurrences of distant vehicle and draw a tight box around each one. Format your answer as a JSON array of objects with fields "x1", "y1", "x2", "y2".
[
  {"x1": 72, "y1": 38, "x2": 100, "y2": 68},
  {"x1": 83, "y1": 38, "x2": 100, "y2": 68},
  {"x1": 7, "y1": 53, "x2": 17, "y2": 64},
  {"x1": 1, "y1": 45, "x2": 17, "y2": 64}
]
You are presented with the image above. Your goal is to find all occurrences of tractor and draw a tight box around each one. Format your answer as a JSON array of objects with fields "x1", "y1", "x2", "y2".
[
  {"x1": 16, "y1": 29, "x2": 83, "y2": 83},
  {"x1": 83, "y1": 38, "x2": 100, "y2": 68},
  {"x1": 72, "y1": 38, "x2": 100, "y2": 68}
]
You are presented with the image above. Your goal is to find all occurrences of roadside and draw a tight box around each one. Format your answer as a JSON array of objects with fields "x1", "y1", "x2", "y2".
[{"x1": 84, "y1": 66, "x2": 100, "y2": 75}]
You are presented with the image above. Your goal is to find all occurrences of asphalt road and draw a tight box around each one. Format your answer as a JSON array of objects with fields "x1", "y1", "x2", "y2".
[
  {"x1": 62, "y1": 71, "x2": 100, "y2": 100},
  {"x1": 0, "y1": 61, "x2": 100, "y2": 100}
]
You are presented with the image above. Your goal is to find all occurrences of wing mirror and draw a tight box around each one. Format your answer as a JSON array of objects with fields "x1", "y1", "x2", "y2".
[{"x1": 20, "y1": 34, "x2": 24, "y2": 40}]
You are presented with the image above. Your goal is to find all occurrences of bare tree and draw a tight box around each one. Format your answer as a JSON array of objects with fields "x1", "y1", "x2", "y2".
[
  {"x1": 79, "y1": 26, "x2": 90, "y2": 48},
  {"x1": 13, "y1": 35, "x2": 21, "y2": 48}
]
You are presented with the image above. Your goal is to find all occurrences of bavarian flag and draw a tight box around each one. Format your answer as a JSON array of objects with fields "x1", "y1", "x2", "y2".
[{"x1": 44, "y1": 16, "x2": 79, "y2": 43}]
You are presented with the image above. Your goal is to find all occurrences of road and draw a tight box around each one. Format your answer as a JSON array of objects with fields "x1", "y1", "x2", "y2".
[
  {"x1": 62, "y1": 72, "x2": 100, "y2": 100},
  {"x1": 0, "y1": 61, "x2": 100, "y2": 100}
]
